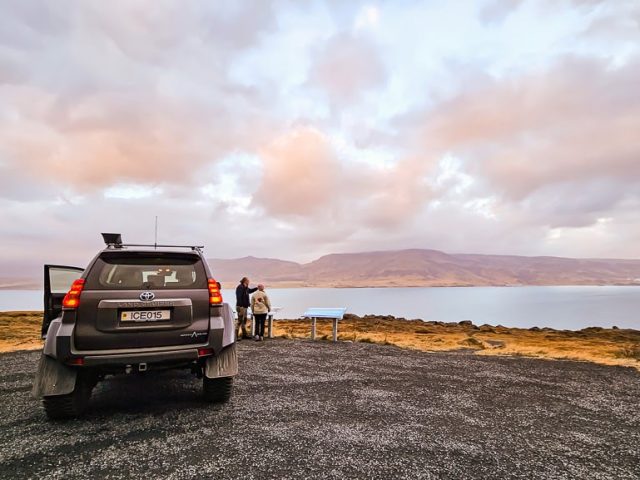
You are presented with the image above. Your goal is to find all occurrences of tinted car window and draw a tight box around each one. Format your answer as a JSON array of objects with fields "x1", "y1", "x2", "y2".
[
  {"x1": 86, "y1": 253, "x2": 207, "y2": 290},
  {"x1": 49, "y1": 268, "x2": 83, "y2": 293}
]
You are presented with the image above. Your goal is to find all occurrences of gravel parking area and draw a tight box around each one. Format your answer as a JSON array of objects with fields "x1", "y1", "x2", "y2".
[{"x1": 0, "y1": 340, "x2": 639, "y2": 479}]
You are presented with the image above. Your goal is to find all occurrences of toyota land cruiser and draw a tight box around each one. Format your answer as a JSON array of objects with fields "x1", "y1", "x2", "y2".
[{"x1": 32, "y1": 233, "x2": 238, "y2": 419}]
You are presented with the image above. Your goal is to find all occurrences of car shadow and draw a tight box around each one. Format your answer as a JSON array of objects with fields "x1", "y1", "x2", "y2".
[{"x1": 86, "y1": 370, "x2": 215, "y2": 416}]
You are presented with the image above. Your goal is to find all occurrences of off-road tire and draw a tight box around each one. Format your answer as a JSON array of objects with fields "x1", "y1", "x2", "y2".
[
  {"x1": 203, "y1": 376, "x2": 233, "y2": 403},
  {"x1": 42, "y1": 376, "x2": 94, "y2": 420}
]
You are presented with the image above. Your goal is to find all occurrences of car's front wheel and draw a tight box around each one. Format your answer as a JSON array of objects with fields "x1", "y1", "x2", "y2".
[
  {"x1": 42, "y1": 374, "x2": 94, "y2": 420},
  {"x1": 203, "y1": 376, "x2": 233, "y2": 403}
]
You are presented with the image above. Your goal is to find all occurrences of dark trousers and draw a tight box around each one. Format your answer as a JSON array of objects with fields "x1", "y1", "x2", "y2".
[{"x1": 254, "y1": 313, "x2": 267, "y2": 337}]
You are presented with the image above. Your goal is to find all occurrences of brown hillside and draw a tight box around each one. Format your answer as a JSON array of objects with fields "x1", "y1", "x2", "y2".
[{"x1": 209, "y1": 249, "x2": 640, "y2": 288}]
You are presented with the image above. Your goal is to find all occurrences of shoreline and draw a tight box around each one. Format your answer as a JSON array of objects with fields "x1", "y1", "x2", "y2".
[{"x1": 1, "y1": 311, "x2": 638, "y2": 370}]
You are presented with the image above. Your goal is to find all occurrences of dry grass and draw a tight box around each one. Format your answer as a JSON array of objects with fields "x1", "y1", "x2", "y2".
[
  {"x1": 0, "y1": 311, "x2": 43, "y2": 353},
  {"x1": 2, "y1": 311, "x2": 638, "y2": 370},
  {"x1": 272, "y1": 315, "x2": 640, "y2": 370},
  {"x1": 616, "y1": 344, "x2": 640, "y2": 360}
]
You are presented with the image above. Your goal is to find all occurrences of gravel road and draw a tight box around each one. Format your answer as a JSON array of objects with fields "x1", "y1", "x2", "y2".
[{"x1": 0, "y1": 340, "x2": 638, "y2": 479}]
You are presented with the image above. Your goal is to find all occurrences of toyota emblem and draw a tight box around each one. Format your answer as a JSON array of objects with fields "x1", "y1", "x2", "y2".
[{"x1": 140, "y1": 291, "x2": 155, "y2": 301}]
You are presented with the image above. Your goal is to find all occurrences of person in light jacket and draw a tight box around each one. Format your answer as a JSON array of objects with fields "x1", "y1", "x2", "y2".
[{"x1": 251, "y1": 284, "x2": 271, "y2": 342}]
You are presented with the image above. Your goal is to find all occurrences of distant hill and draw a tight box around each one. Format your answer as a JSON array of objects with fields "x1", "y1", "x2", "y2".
[
  {"x1": 0, "y1": 278, "x2": 41, "y2": 290},
  {"x1": 209, "y1": 249, "x2": 640, "y2": 288},
  {"x1": 207, "y1": 256, "x2": 305, "y2": 286}
]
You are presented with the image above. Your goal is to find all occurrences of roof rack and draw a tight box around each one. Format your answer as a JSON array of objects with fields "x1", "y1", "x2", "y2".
[
  {"x1": 106, "y1": 243, "x2": 205, "y2": 252},
  {"x1": 101, "y1": 233, "x2": 203, "y2": 252}
]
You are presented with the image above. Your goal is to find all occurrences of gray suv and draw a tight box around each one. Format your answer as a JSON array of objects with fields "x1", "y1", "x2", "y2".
[{"x1": 32, "y1": 234, "x2": 238, "y2": 420}]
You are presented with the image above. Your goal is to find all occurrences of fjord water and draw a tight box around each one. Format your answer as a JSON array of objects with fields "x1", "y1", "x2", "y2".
[{"x1": 1, "y1": 286, "x2": 638, "y2": 330}]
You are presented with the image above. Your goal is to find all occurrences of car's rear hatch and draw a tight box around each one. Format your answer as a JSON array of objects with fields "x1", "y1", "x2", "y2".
[{"x1": 74, "y1": 251, "x2": 210, "y2": 351}]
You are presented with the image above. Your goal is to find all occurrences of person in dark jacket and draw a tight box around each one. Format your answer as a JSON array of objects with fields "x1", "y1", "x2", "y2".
[{"x1": 235, "y1": 277, "x2": 257, "y2": 340}]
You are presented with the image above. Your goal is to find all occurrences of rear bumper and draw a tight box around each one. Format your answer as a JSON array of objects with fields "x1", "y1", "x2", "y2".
[
  {"x1": 44, "y1": 315, "x2": 227, "y2": 368},
  {"x1": 82, "y1": 349, "x2": 198, "y2": 367}
]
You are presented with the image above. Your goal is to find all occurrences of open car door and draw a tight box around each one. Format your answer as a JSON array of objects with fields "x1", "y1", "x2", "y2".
[{"x1": 43, "y1": 264, "x2": 84, "y2": 338}]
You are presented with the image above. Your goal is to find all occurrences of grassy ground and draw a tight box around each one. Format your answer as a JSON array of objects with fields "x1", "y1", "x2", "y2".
[
  {"x1": 271, "y1": 314, "x2": 640, "y2": 370},
  {"x1": 0, "y1": 312, "x2": 43, "y2": 353},
  {"x1": 2, "y1": 311, "x2": 638, "y2": 370}
]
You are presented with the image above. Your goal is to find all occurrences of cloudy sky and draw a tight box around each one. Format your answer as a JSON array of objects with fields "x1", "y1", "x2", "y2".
[{"x1": 1, "y1": 0, "x2": 639, "y2": 276}]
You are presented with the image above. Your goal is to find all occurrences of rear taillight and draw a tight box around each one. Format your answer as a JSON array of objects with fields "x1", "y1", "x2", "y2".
[
  {"x1": 197, "y1": 348, "x2": 214, "y2": 357},
  {"x1": 62, "y1": 278, "x2": 85, "y2": 309},
  {"x1": 208, "y1": 278, "x2": 223, "y2": 305}
]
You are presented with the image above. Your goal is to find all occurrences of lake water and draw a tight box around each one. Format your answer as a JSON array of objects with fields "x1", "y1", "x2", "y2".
[{"x1": 1, "y1": 286, "x2": 638, "y2": 330}]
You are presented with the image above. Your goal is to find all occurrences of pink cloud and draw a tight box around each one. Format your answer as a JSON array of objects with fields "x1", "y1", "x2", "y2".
[
  {"x1": 308, "y1": 32, "x2": 387, "y2": 103},
  {"x1": 412, "y1": 57, "x2": 640, "y2": 208},
  {"x1": 252, "y1": 126, "x2": 435, "y2": 230},
  {"x1": 252, "y1": 127, "x2": 343, "y2": 216}
]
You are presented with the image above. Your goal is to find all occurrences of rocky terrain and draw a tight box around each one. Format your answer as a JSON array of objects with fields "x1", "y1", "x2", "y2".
[{"x1": 1, "y1": 341, "x2": 639, "y2": 479}]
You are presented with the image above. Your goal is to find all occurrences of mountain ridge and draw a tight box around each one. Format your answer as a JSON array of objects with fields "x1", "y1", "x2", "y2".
[{"x1": 208, "y1": 248, "x2": 640, "y2": 288}]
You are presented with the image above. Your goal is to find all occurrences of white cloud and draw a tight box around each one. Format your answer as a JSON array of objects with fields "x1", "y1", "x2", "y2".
[
  {"x1": 104, "y1": 184, "x2": 163, "y2": 199},
  {"x1": 354, "y1": 5, "x2": 381, "y2": 31},
  {"x1": 0, "y1": 0, "x2": 639, "y2": 278}
]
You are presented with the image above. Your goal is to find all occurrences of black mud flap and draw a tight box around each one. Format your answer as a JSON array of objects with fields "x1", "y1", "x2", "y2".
[
  {"x1": 31, "y1": 353, "x2": 77, "y2": 398},
  {"x1": 205, "y1": 343, "x2": 238, "y2": 379}
]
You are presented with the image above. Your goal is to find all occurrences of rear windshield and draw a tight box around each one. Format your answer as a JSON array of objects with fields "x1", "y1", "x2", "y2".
[{"x1": 85, "y1": 253, "x2": 207, "y2": 290}]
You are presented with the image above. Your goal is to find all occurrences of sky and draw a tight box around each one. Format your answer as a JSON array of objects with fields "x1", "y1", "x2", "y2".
[{"x1": 1, "y1": 0, "x2": 639, "y2": 277}]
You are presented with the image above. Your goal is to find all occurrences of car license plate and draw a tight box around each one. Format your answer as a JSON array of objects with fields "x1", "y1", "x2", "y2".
[{"x1": 121, "y1": 310, "x2": 171, "y2": 322}]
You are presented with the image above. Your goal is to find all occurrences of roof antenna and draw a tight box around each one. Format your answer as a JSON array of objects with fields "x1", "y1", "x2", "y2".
[{"x1": 154, "y1": 216, "x2": 158, "y2": 250}]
